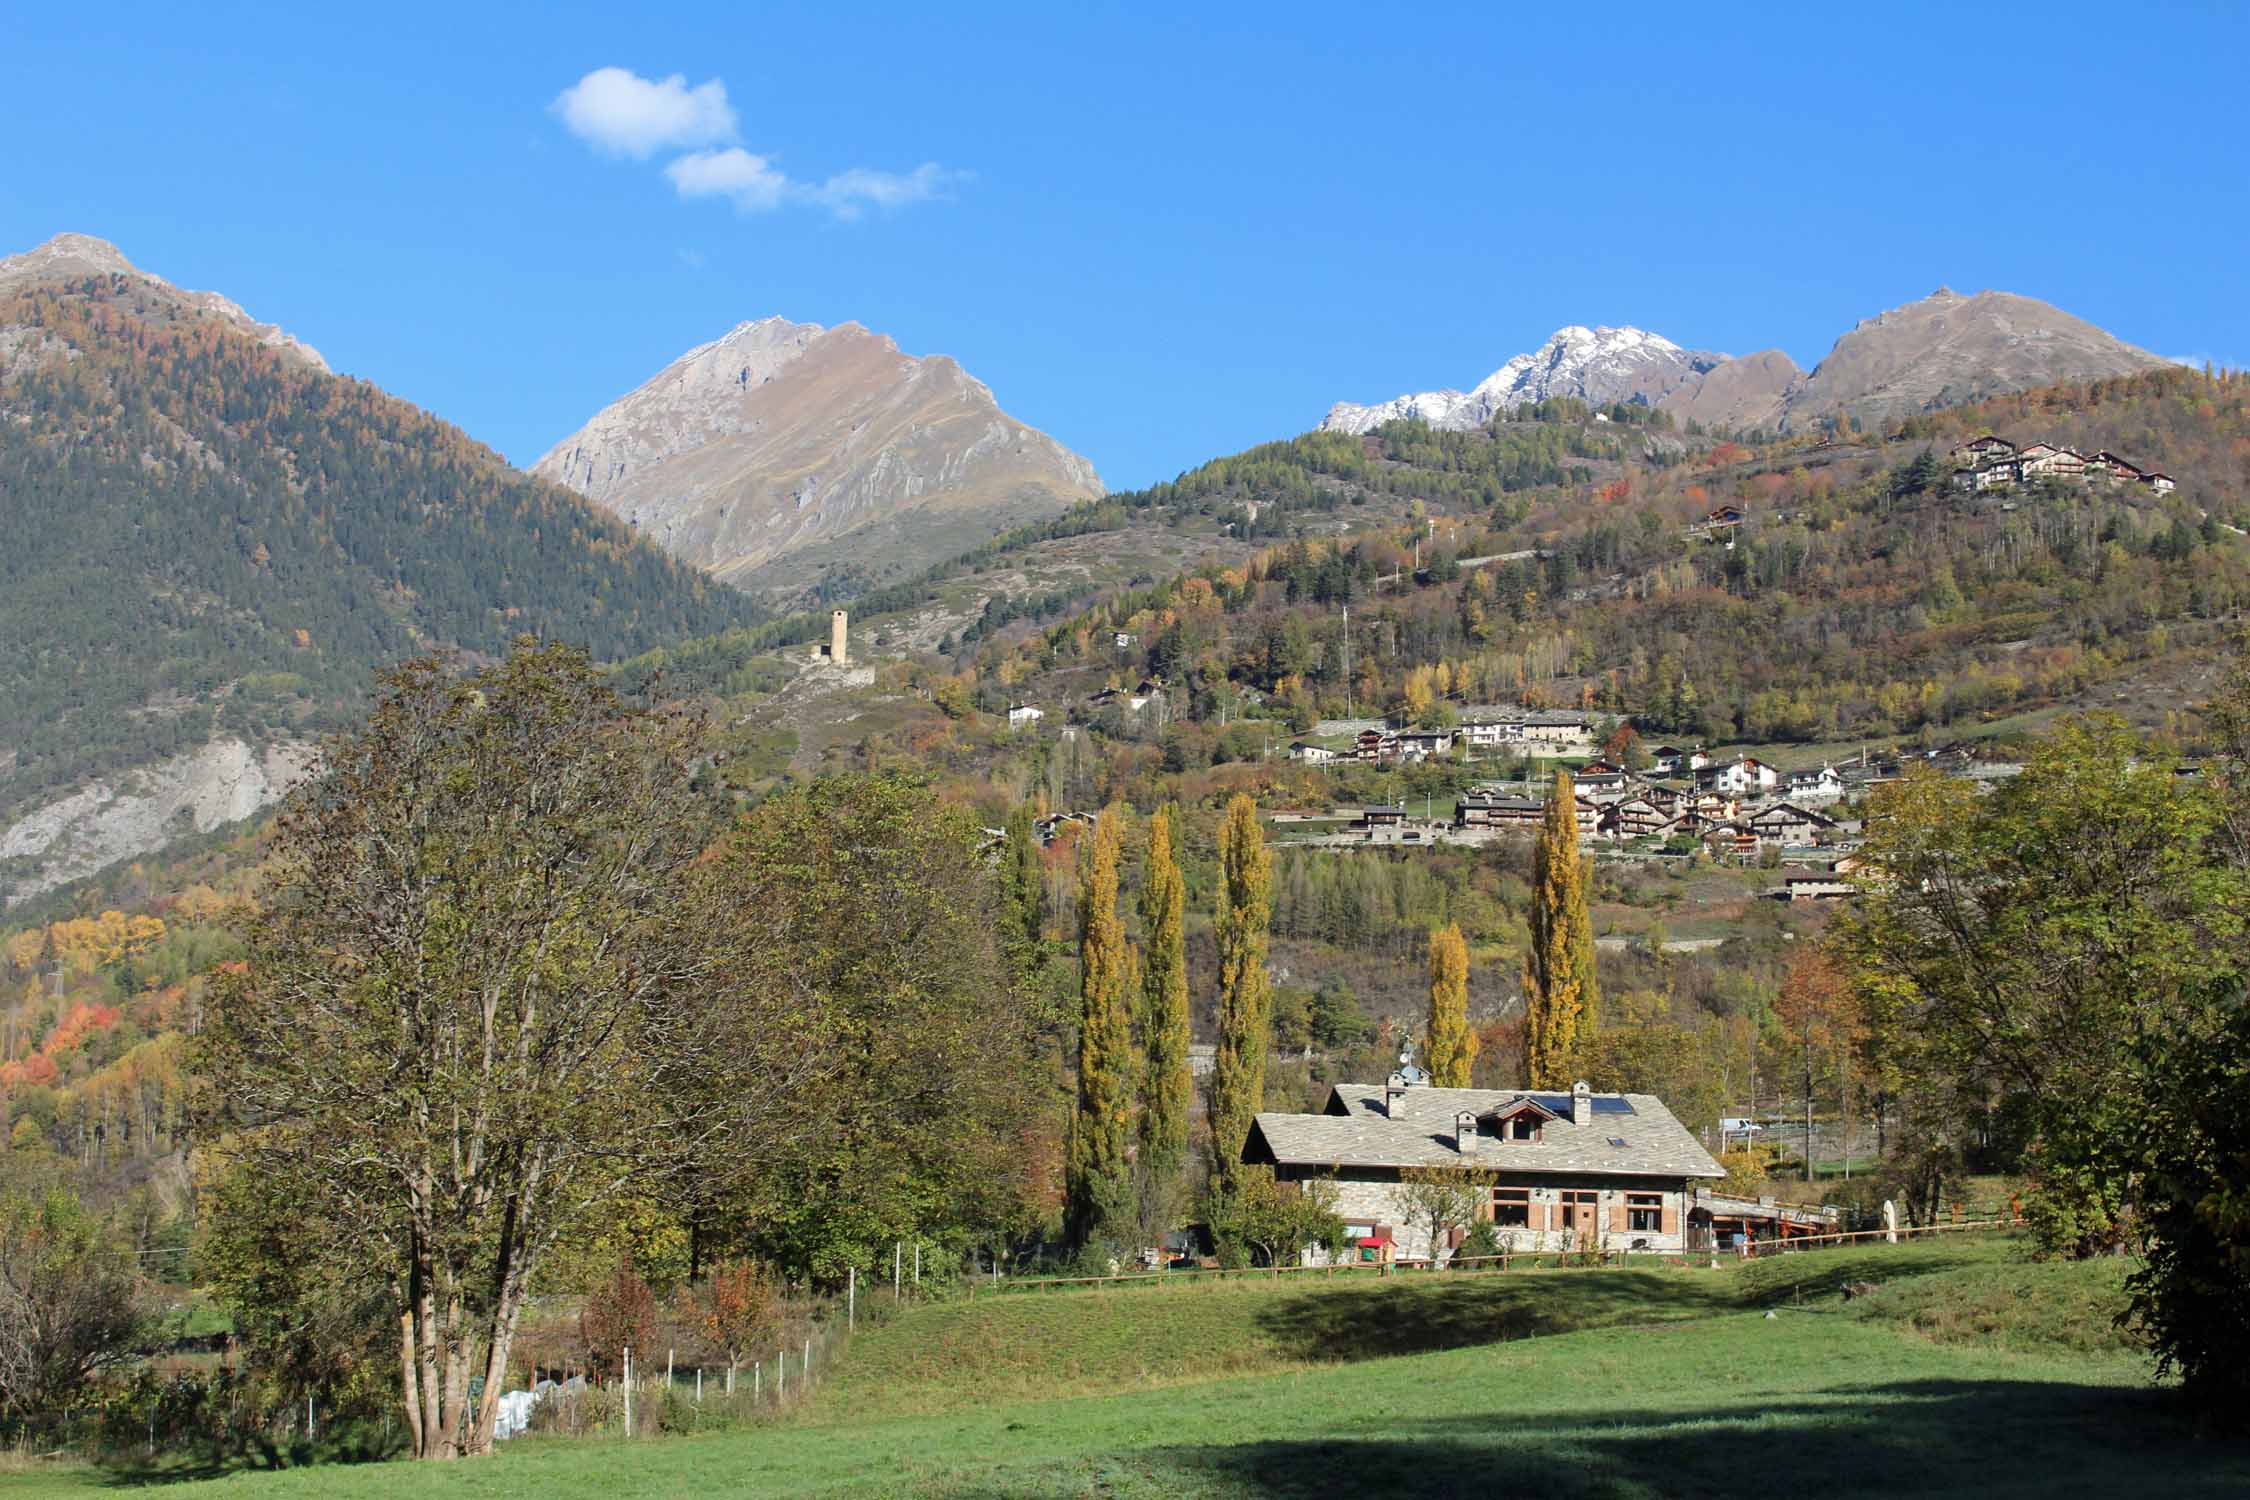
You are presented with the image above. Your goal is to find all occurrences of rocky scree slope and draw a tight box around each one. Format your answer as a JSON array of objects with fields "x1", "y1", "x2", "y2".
[{"x1": 534, "y1": 318, "x2": 1103, "y2": 603}]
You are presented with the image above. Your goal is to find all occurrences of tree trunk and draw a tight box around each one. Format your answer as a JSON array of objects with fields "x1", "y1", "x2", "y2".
[
  {"x1": 439, "y1": 1293, "x2": 472, "y2": 1458},
  {"x1": 397, "y1": 1306, "x2": 424, "y2": 1458},
  {"x1": 413, "y1": 1232, "x2": 446, "y2": 1457},
  {"x1": 465, "y1": 1245, "x2": 535, "y2": 1456}
]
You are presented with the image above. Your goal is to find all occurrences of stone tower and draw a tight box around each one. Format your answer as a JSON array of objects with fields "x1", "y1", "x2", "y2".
[{"x1": 830, "y1": 609, "x2": 849, "y2": 665}]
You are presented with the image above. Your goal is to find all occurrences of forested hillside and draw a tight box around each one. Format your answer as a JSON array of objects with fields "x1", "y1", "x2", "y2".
[
  {"x1": 0, "y1": 277, "x2": 760, "y2": 819},
  {"x1": 935, "y1": 368, "x2": 2250, "y2": 749}
]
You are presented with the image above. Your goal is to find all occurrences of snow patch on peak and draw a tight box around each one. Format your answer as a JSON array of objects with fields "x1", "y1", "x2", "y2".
[{"x1": 1321, "y1": 324, "x2": 1722, "y2": 435}]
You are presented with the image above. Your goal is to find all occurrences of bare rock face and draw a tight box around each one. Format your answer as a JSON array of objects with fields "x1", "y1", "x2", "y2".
[
  {"x1": 1658, "y1": 349, "x2": 1803, "y2": 432},
  {"x1": 534, "y1": 319, "x2": 1102, "y2": 597},
  {"x1": 0, "y1": 232, "x2": 328, "y2": 372},
  {"x1": 1780, "y1": 287, "x2": 2168, "y2": 430},
  {"x1": 0, "y1": 739, "x2": 314, "y2": 906}
]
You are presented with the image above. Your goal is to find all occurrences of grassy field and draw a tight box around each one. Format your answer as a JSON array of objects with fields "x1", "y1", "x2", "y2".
[{"x1": 6, "y1": 1237, "x2": 2241, "y2": 1499}]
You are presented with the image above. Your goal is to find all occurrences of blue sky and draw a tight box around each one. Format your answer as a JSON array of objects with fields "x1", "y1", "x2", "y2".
[{"x1": 5, "y1": 2, "x2": 2244, "y2": 490}]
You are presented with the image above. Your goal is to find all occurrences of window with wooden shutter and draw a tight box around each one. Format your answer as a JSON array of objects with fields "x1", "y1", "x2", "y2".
[{"x1": 1628, "y1": 1193, "x2": 1663, "y2": 1233}]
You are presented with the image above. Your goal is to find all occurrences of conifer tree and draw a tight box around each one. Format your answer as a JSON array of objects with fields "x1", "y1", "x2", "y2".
[
  {"x1": 1066, "y1": 807, "x2": 1138, "y2": 1251},
  {"x1": 1206, "y1": 794, "x2": 1273, "y2": 1202},
  {"x1": 1138, "y1": 806, "x2": 1191, "y2": 1181},
  {"x1": 1424, "y1": 922, "x2": 1475, "y2": 1087},
  {"x1": 999, "y1": 802, "x2": 1045, "y2": 981},
  {"x1": 1524, "y1": 770, "x2": 1599, "y2": 1087}
]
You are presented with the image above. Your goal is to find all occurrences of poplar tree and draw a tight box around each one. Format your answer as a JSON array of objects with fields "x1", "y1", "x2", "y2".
[
  {"x1": 1138, "y1": 806, "x2": 1192, "y2": 1181},
  {"x1": 1066, "y1": 807, "x2": 1138, "y2": 1251},
  {"x1": 1424, "y1": 922, "x2": 1475, "y2": 1087},
  {"x1": 1207, "y1": 794, "x2": 1273, "y2": 1202},
  {"x1": 999, "y1": 802, "x2": 1045, "y2": 981},
  {"x1": 1524, "y1": 769, "x2": 1599, "y2": 1087}
]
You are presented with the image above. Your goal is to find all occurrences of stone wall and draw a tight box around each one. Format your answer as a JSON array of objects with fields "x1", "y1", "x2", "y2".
[{"x1": 1316, "y1": 1172, "x2": 1694, "y2": 1264}]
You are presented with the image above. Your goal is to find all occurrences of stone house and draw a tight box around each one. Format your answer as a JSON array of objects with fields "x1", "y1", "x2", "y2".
[
  {"x1": 1748, "y1": 801, "x2": 1837, "y2": 846},
  {"x1": 1454, "y1": 793, "x2": 1543, "y2": 829},
  {"x1": 1600, "y1": 795, "x2": 1667, "y2": 841},
  {"x1": 2015, "y1": 442, "x2": 2087, "y2": 481},
  {"x1": 1573, "y1": 759, "x2": 1631, "y2": 794},
  {"x1": 1243, "y1": 1077, "x2": 1724, "y2": 1263},
  {"x1": 1006, "y1": 704, "x2": 1044, "y2": 727},
  {"x1": 1947, "y1": 435, "x2": 2017, "y2": 468},
  {"x1": 1520, "y1": 711, "x2": 1595, "y2": 753},
  {"x1": 1393, "y1": 729, "x2": 1454, "y2": 762},
  {"x1": 1783, "y1": 870, "x2": 1857, "y2": 901}
]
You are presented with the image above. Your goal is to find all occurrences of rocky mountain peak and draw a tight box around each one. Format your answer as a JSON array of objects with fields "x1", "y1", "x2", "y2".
[
  {"x1": 0, "y1": 232, "x2": 328, "y2": 372},
  {"x1": 534, "y1": 320, "x2": 1102, "y2": 601},
  {"x1": 0, "y1": 232, "x2": 140, "y2": 281},
  {"x1": 1785, "y1": 286, "x2": 2167, "y2": 430}
]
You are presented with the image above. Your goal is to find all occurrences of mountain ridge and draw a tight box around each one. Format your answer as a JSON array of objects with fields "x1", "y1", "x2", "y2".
[{"x1": 1317, "y1": 288, "x2": 2168, "y2": 437}]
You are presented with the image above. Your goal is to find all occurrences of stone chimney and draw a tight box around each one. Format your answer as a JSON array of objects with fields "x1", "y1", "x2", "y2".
[
  {"x1": 830, "y1": 609, "x2": 849, "y2": 665},
  {"x1": 1454, "y1": 1110, "x2": 1480, "y2": 1155},
  {"x1": 1571, "y1": 1080, "x2": 1592, "y2": 1125},
  {"x1": 1384, "y1": 1071, "x2": 1409, "y2": 1118}
]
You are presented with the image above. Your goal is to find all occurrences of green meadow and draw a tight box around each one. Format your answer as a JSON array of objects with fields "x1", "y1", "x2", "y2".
[{"x1": 8, "y1": 1238, "x2": 2242, "y2": 1499}]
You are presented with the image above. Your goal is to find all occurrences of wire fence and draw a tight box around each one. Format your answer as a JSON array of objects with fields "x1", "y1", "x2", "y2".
[
  {"x1": 963, "y1": 1218, "x2": 2032, "y2": 1295},
  {"x1": 523, "y1": 1317, "x2": 851, "y2": 1441}
]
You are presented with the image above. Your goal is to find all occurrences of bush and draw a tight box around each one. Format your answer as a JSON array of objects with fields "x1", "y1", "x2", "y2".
[{"x1": 1457, "y1": 1221, "x2": 1503, "y2": 1260}]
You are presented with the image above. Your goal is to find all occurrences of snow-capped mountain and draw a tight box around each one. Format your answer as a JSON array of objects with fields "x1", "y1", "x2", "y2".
[{"x1": 1320, "y1": 325, "x2": 1732, "y2": 434}]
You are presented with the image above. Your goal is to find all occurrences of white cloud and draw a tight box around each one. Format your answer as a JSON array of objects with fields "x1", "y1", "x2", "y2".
[
  {"x1": 557, "y1": 67, "x2": 963, "y2": 220},
  {"x1": 552, "y1": 67, "x2": 738, "y2": 159},
  {"x1": 809, "y1": 164, "x2": 965, "y2": 220},
  {"x1": 666, "y1": 147, "x2": 792, "y2": 212},
  {"x1": 666, "y1": 149, "x2": 962, "y2": 220}
]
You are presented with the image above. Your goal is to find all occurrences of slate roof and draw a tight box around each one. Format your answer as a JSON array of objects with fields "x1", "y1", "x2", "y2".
[{"x1": 1245, "y1": 1083, "x2": 1723, "y2": 1181}]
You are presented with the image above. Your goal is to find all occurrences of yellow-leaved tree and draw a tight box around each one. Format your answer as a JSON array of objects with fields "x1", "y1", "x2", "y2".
[{"x1": 1524, "y1": 770, "x2": 1599, "y2": 1087}]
